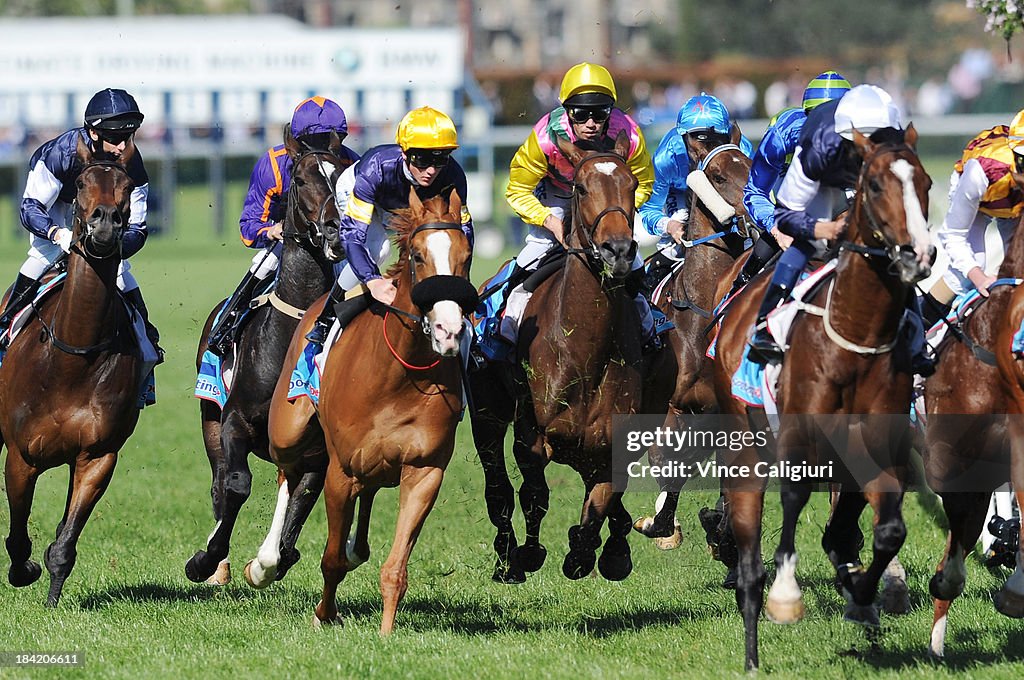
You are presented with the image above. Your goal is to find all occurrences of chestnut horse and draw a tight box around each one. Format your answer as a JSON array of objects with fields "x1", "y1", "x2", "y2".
[
  {"x1": 248, "y1": 188, "x2": 476, "y2": 633},
  {"x1": 712, "y1": 126, "x2": 932, "y2": 670},
  {"x1": 469, "y1": 132, "x2": 676, "y2": 583},
  {"x1": 634, "y1": 130, "x2": 753, "y2": 550},
  {"x1": 185, "y1": 130, "x2": 347, "y2": 585},
  {"x1": 1, "y1": 137, "x2": 145, "y2": 606},
  {"x1": 926, "y1": 163, "x2": 1024, "y2": 654}
]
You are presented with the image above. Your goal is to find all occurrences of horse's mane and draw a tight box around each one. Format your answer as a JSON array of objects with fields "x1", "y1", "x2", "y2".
[{"x1": 384, "y1": 192, "x2": 457, "y2": 279}]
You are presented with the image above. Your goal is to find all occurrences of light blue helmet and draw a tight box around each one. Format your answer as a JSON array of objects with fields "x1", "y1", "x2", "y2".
[{"x1": 675, "y1": 93, "x2": 733, "y2": 136}]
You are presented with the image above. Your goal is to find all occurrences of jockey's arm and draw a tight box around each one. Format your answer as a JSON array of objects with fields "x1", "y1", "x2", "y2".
[
  {"x1": 339, "y1": 169, "x2": 385, "y2": 284},
  {"x1": 774, "y1": 145, "x2": 827, "y2": 241},
  {"x1": 506, "y1": 131, "x2": 552, "y2": 228},
  {"x1": 239, "y1": 151, "x2": 284, "y2": 249},
  {"x1": 627, "y1": 130, "x2": 655, "y2": 209},
  {"x1": 744, "y1": 127, "x2": 788, "y2": 233},
  {"x1": 938, "y1": 159, "x2": 989, "y2": 281},
  {"x1": 20, "y1": 143, "x2": 65, "y2": 240},
  {"x1": 121, "y1": 182, "x2": 150, "y2": 258},
  {"x1": 638, "y1": 138, "x2": 685, "y2": 238}
]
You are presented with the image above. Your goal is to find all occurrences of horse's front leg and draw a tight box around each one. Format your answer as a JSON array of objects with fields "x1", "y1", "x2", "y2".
[
  {"x1": 563, "y1": 473, "x2": 611, "y2": 580},
  {"x1": 598, "y1": 492, "x2": 633, "y2": 580},
  {"x1": 511, "y1": 420, "x2": 550, "y2": 575},
  {"x1": 844, "y1": 487, "x2": 906, "y2": 629},
  {"x1": 186, "y1": 400, "x2": 230, "y2": 584},
  {"x1": 275, "y1": 459, "x2": 327, "y2": 582},
  {"x1": 44, "y1": 452, "x2": 118, "y2": 607},
  {"x1": 996, "y1": 415, "x2": 1024, "y2": 618},
  {"x1": 185, "y1": 411, "x2": 253, "y2": 583},
  {"x1": 244, "y1": 467, "x2": 301, "y2": 588},
  {"x1": 4, "y1": 443, "x2": 43, "y2": 588}
]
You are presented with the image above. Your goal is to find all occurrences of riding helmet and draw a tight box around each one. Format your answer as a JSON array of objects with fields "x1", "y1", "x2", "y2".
[{"x1": 84, "y1": 88, "x2": 144, "y2": 131}]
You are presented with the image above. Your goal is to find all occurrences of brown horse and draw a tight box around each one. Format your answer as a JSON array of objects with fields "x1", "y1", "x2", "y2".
[
  {"x1": 0, "y1": 137, "x2": 144, "y2": 606},
  {"x1": 633, "y1": 130, "x2": 754, "y2": 549},
  {"x1": 185, "y1": 130, "x2": 347, "y2": 586},
  {"x1": 926, "y1": 165, "x2": 1024, "y2": 654},
  {"x1": 711, "y1": 126, "x2": 932, "y2": 670},
  {"x1": 249, "y1": 188, "x2": 475, "y2": 633},
  {"x1": 995, "y1": 260, "x2": 1024, "y2": 622},
  {"x1": 469, "y1": 132, "x2": 676, "y2": 583}
]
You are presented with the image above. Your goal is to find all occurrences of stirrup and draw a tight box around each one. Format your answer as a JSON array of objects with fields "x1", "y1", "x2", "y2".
[
  {"x1": 305, "y1": 319, "x2": 332, "y2": 345},
  {"x1": 748, "y1": 326, "x2": 783, "y2": 365}
]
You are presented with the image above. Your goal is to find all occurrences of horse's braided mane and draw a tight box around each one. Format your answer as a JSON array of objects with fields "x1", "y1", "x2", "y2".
[{"x1": 384, "y1": 193, "x2": 457, "y2": 279}]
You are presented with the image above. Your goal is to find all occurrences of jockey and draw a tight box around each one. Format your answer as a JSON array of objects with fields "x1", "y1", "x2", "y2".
[
  {"x1": 207, "y1": 96, "x2": 359, "y2": 356},
  {"x1": 921, "y1": 110, "x2": 1024, "y2": 324},
  {"x1": 304, "y1": 106, "x2": 474, "y2": 345},
  {"x1": 728, "y1": 71, "x2": 852, "y2": 296},
  {"x1": 502, "y1": 62, "x2": 664, "y2": 349},
  {"x1": 2, "y1": 88, "x2": 160, "y2": 356},
  {"x1": 747, "y1": 84, "x2": 935, "y2": 375}
]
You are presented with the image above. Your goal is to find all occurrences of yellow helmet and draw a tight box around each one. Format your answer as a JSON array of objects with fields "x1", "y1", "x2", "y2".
[
  {"x1": 1010, "y1": 109, "x2": 1024, "y2": 153},
  {"x1": 559, "y1": 62, "x2": 617, "y2": 106},
  {"x1": 395, "y1": 106, "x2": 458, "y2": 151}
]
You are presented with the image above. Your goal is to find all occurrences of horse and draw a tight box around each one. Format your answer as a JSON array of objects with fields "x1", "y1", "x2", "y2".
[
  {"x1": 185, "y1": 129, "x2": 347, "y2": 585},
  {"x1": 0, "y1": 136, "x2": 146, "y2": 606},
  {"x1": 469, "y1": 131, "x2": 676, "y2": 584},
  {"x1": 927, "y1": 164, "x2": 1024, "y2": 654},
  {"x1": 246, "y1": 187, "x2": 476, "y2": 633},
  {"x1": 633, "y1": 128, "x2": 753, "y2": 558},
  {"x1": 711, "y1": 125, "x2": 932, "y2": 670}
]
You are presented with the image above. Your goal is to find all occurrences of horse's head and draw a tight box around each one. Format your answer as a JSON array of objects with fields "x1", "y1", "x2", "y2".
[
  {"x1": 848, "y1": 124, "x2": 935, "y2": 284},
  {"x1": 283, "y1": 126, "x2": 345, "y2": 261},
  {"x1": 393, "y1": 187, "x2": 477, "y2": 357},
  {"x1": 556, "y1": 131, "x2": 638, "y2": 278},
  {"x1": 684, "y1": 132, "x2": 753, "y2": 242},
  {"x1": 73, "y1": 135, "x2": 134, "y2": 259}
]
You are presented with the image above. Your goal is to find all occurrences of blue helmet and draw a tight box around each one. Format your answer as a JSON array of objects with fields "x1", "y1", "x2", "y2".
[
  {"x1": 84, "y1": 88, "x2": 144, "y2": 131},
  {"x1": 675, "y1": 93, "x2": 733, "y2": 136},
  {"x1": 802, "y1": 71, "x2": 852, "y2": 112}
]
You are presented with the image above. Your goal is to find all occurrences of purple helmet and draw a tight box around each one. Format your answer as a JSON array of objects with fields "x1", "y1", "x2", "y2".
[{"x1": 290, "y1": 96, "x2": 348, "y2": 139}]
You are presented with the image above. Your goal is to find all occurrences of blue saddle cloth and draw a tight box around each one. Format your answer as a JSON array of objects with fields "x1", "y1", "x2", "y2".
[
  {"x1": 472, "y1": 259, "x2": 517, "y2": 363},
  {"x1": 287, "y1": 338, "x2": 322, "y2": 405},
  {"x1": 732, "y1": 345, "x2": 766, "y2": 406}
]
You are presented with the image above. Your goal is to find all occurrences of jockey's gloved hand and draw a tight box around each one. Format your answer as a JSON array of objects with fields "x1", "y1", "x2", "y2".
[{"x1": 52, "y1": 227, "x2": 73, "y2": 253}]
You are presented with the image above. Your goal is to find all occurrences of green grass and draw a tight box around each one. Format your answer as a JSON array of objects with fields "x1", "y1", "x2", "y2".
[{"x1": 1, "y1": 173, "x2": 1023, "y2": 679}]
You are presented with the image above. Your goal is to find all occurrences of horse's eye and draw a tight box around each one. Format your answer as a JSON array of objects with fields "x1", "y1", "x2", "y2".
[
  {"x1": 293, "y1": 177, "x2": 306, "y2": 188},
  {"x1": 712, "y1": 174, "x2": 726, "y2": 185},
  {"x1": 76, "y1": 178, "x2": 84, "y2": 190},
  {"x1": 412, "y1": 251, "x2": 425, "y2": 265},
  {"x1": 575, "y1": 185, "x2": 588, "y2": 197},
  {"x1": 869, "y1": 179, "x2": 881, "y2": 193}
]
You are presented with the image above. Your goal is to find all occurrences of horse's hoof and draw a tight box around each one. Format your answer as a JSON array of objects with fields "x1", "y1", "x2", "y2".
[
  {"x1": 8, "y1": 560, "x2": 42, "y2": 587},
  {"x1": 275, "y1": 549, "x2": 300, "y2": 582},
  {"x1": 492, "y1": 558, "x2": 526, "y2": 584},
  {"x1": 205, "y1": 559, "x2": 231, "y2": 586},
  {"x1": 765, "y1": 595, "x2": 805, "y2": 624},
  {"x1": 312, "y1": 612, "x2": 343, "y2": 629},
  {"x1": 722, "y1": 567, "x2": 738, "y2": 590},
  {"x1": 243, "y1": 559, "x2": 276, "y2": 589},
  {"x1": 654, "y1": 525, "x2": 683, "y2": 551},
  {"x1": 185, "y1": 551, "x2": 218, "y2": 584},
  {"x1": 512, "y1": 543, "x2": 547, "y2": 573},
  {"x1": 881, "y1": 577, "x2": 910, "y2": 614},
  {"x1": 633, "y1": 515, "x2": 678, "y2": 540},
  {"x1": 929, "y1": 571, "x2": 965, "y2": 602},
  {"x1": 562, "y1": 551, "x2": 597, "y2": 580},
  {"x1": 994, "y1": 586, "x2": 1024, "y2": 618},
  {"x1": 843, "y1": 601, "x2": 881, "y2": 628},
  {"x1": 597, "y1": 550, "x2": 633, "y2": 581}
]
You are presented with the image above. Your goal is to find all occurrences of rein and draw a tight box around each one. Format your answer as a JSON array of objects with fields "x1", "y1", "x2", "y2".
[{"x1": 280, "y1": 149, "x2": 341, "y2": 248}]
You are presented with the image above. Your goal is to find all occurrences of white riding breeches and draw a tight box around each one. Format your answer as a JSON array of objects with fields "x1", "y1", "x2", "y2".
[{"x1": 21, "y1": 233, "x2": 138, "y2": 292}]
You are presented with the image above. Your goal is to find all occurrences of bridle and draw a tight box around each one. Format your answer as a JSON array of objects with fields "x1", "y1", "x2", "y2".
[
  {"x1": 281, "y1": 149, "x2": 341, "y2": 250},
  {"x1": 70, "y1": 160, "x2": 132, "y2": 260},
  {"x1": 682, "y1": 143, "x2": 751, "y2": 254},
  {"x1": 566, "y1": 152, "x2": 636, "y2": 266}
]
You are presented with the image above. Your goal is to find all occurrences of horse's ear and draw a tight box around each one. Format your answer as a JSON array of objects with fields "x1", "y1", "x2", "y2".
[
  {"x1": 851, "y1": 129, "x2": 875, "y2": 161},
  {"x1": 120, "y1": 138, "x2": 136, "y2": 167},
  {"x1": 904, "y1": 122, "x2": 918, "y2": 150},
  {"x1": 446, "y1": 186, "x2": 462, "y2": 221},
  {"x1": 729, "y1": 122, "x2": 742, "y2": 147},
  {"x1": 283, "y1": 124, "x2": 302, "y2": 158},
  {"x1": 76, "y1": 133, "x2": 94, "y2": 165},
  {"x1": 407, "y1": 184, "x2": 424, "y2": 215},
  {"x1": 328, "y1": 130, "x2": 342, "y2": 156},
  {"x1": 613, "y1": 129, "x2": 630, "y2": 159},
  {"x1": 555, "y1": 134, "x2": 585, "y2": 168}
]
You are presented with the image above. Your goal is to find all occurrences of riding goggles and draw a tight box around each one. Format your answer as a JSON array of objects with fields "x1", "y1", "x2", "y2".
[
  {"x1": 407, "y1": 149, "x2": 452, "y2": 169},
  {"x1": 567, "y1": 105, "x2": 612, "y2": 125},
  {"x1": 96, "y1": 129, "x2": 135, "y2": 145}
]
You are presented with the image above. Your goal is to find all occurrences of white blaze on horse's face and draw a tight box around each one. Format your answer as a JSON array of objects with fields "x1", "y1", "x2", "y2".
[
  {"x1": 593, "y1": 162, "x2": 618, "y2": 176},
  {"x1": 889, "y1": 158, "x2": 932, "y2": 264},
  {"x1": 424, "y1": 230, "x2": 463, "y2": 357}
]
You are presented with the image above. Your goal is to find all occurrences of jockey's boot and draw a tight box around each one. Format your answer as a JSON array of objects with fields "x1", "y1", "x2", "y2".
[
  {"x1": 905, "y1": 295, "x2": 936, "y2": 378},
  {"x1": 207, "y1": 271, "x2": 261, "y2": 357},
  {"x1": 727, "y1": 230, "x2": 781, "y2": 300},
  {"x1": 0, "y1": 274, "x2": 41, "y2": 351},
  {"x1": 640, "y1": 245, "x2": 681, "y2": 301},
  {"x1": 305, "y1": 281, "x2": 345, "y2": 346},
  {"x1": 747, "y1": 282, "x2": 791, "y2": 365},
  {"x1": 918, "y1": 291, "x2": 951, "y2": 330},
  {"x1": 636, "y1": 294, "x2": 674, "y2": 354},
  {"x1": 124, "y1": 287, "x2": 164, "y2": 364}
]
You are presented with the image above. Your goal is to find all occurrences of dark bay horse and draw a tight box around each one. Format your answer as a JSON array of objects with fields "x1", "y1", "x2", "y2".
[
  {"x1": 926, "y1": 165, "x2": 1024, "y2": 654},
  {"x1": 185, "y1": 129, "x2": 347, "y2": 585},
  {"x1": 1, "y1": 137, "x2": 145, "y2": 606},
  {"x1": 711, "y1": 126, "x2": 933, "y2": 669},
  {"x1": 470, "y1": 132, "x2": 676, "y2": 583},
  {"x1": 250, "y1": 188, "x2": 475, "y2": 633},
  {"x1": 634, "y1": 129, "x2": 753, "y2": 549}
]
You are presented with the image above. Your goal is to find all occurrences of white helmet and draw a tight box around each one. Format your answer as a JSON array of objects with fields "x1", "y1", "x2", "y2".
[{"x1": 834, "y1": 84, "x2": 902, "y2": 140}]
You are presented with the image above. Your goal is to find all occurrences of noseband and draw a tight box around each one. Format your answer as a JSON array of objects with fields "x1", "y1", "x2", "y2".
[
  {"x1": 683, "y1": 143, "x2": 751, "y2": 253},
  {"x1": 282, "y1": 150, "x2": 341, "y2": 250},
  {"x1": 568, "y1": 152, "x2": 636, "y2": 263}
]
